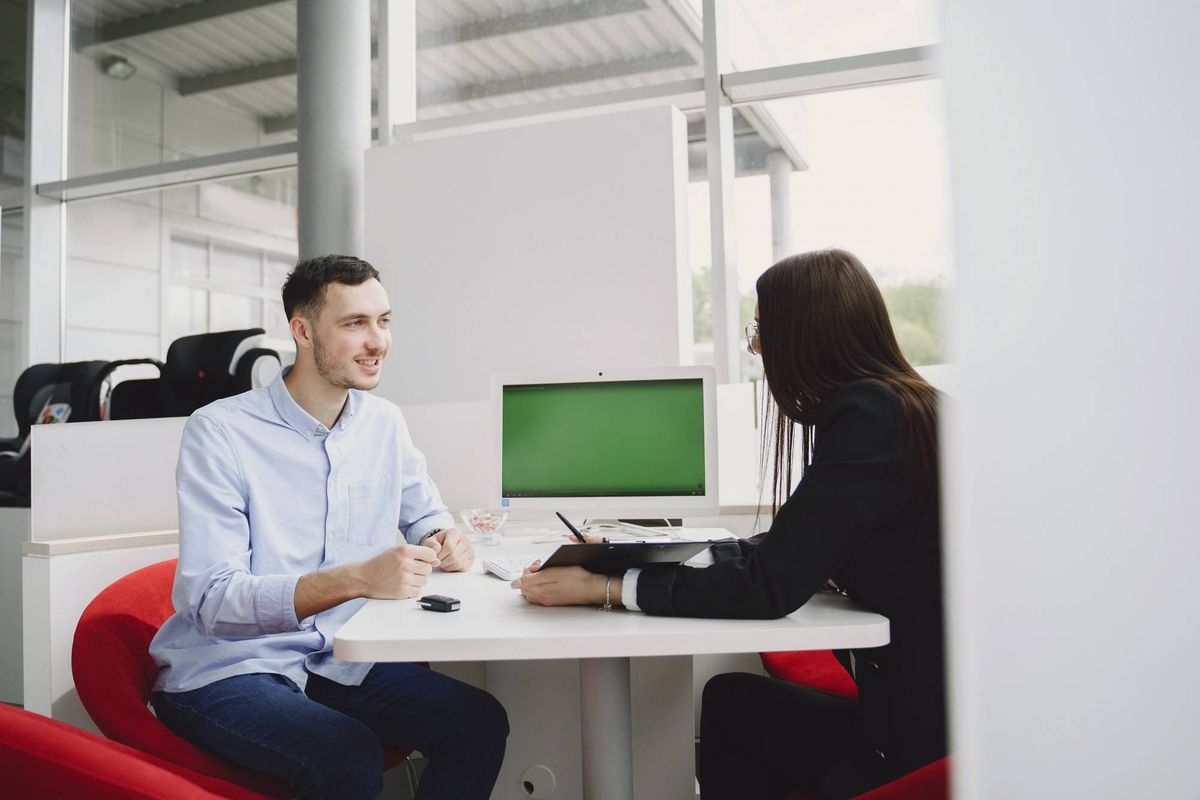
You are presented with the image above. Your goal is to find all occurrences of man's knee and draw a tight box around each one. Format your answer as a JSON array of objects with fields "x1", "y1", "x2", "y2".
[
  {"x1": 481, "y1": 689, "x2": 510, "y2": 741},
  {"x1": 460, "y1": 683, "x2": 509, "y2": 745},
  {"x1": 429, "y1": 683, "x2": 509, "y2": 755}
]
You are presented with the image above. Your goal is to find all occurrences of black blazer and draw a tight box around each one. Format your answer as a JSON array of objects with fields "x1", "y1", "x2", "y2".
[{"x1": 636, "y1": 378, "x2": 946, "y2": 771}]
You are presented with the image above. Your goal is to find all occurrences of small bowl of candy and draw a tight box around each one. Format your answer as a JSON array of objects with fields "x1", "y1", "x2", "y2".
[{"x1": 459, "y1": 509, "x2": 508, "y2": 547}]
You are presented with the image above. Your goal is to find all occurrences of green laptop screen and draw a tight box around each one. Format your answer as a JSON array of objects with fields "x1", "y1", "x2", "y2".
[{"x1": 502, "y1": 378, "x2": 706, "y2": 498}]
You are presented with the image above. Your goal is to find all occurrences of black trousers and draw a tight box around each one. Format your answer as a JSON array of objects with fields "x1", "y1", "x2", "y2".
[{"x1": 698, "y1": 672, "x2": 892, "y2": 800}]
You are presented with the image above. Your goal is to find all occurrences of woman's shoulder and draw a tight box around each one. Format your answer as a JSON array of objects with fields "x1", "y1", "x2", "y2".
[
  {"x1": 821, "y1": 378, "x2": 901, "y2": 420},
  {"x1": 814, "y1": 379, "x2": 902, "y2": 457}
]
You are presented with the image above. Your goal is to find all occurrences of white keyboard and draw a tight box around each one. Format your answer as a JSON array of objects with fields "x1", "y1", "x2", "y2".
[{"x1": 482, "y1": 556, "x2": 535, "y2": 582}]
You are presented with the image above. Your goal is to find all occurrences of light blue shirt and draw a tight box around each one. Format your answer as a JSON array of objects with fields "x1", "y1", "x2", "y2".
[{"x1": 150, "y1": 368, "x2": 455, "y2": 693}]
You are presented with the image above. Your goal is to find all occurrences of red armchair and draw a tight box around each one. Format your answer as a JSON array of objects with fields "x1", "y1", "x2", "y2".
[
  {"x1": 0, "y1": 702, "x2": 263, "y2": 799},
  {"x1": 763, "y1": 650, "x2": 950, "y2": 800},
  {"x1": 71, "y1": 559, "x2": 413, "y2": 799},
  {"x1": 760, "y1": 649, "x2": 859, "y2": 701}
]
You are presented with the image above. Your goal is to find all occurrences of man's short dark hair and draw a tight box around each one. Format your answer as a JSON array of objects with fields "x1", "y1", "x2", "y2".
[{"x1": 282, "y1": 255, "x2": 381, "y2": 320}]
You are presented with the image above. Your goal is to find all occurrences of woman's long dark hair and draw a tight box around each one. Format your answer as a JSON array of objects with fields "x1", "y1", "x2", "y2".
[{"x1": 756, "y1": 249, "x2": 939, "y2": 514}]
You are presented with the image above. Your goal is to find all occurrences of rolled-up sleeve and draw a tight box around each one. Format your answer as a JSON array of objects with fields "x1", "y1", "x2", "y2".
[
  {"x1": 394, "y1": 412, "x2": 455, "y2": 544},
  {"x1": 174, "y1": 414, "x2": 304, "y2": 637}
]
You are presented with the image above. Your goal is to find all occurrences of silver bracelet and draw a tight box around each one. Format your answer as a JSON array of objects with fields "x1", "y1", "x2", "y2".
[{"x1": 599, "y1": 575, "x2": 614, "y2": 611}]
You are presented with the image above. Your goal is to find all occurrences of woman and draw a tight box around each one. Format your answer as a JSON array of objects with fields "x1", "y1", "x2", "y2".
[{"x1": 513, "y1": 249, "x2": 945, "y2": 799}]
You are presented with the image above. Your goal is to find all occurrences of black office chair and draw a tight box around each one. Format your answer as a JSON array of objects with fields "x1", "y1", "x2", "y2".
[
  {"x1": 0, "y1": 360, "x2": 111, "y2": 506},
  {"x1": 109, "y1": 328, "x2": 281, "y2": 420}
]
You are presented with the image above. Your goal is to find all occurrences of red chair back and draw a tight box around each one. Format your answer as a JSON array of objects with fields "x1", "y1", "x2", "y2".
[
  {"x1": 760, "y1": 649, "x2": 860, "y2": 701},
  {"x1": 72, "y1": 559, "x2": 290, "y2": 797},
  {"x1": 0, "y1": 693, "x2": 267, "y2": 798}
]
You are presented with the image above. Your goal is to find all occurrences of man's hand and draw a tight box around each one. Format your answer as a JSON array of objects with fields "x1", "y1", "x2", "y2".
[
  {"x1": 356, "y1": 543, "x2": 442, "y2": 599},
  {"x1": 424, "y1": 528, "x2": 475, "y2": 572},
  {"x1": 511, "y1": 563, "x2": 619, "y2": 607},
  {"x1": 294, "y1": 542, "x2": 441, "y2": 618}
]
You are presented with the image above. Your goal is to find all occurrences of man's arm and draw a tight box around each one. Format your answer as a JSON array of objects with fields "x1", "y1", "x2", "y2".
[
  {"x1": 294, "y1": 543, "x2": 441, "y2": 619},
  {"x1": 174, "y1": 415, "x2": 305, "y2": 637}
]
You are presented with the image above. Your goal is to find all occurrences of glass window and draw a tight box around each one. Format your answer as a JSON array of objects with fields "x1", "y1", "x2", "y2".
[
  {"x1": 0, "y1": 0, "x2": 26, "y2": 437},
  {"x1": 264, "y1": 300, "x2": 289, "y2": 340},
  {"x1": 171, "y1": 237, "x2": 208, "y2": 280},
  {"x1": 68, "y1": 1, "x2": 297, "y2": 179},
  {"x1": 168, "y1": 285, "x2": 208, "y2": 339},
  {"x1": 266, "y1": 255, "x2": 294, "y2": 294},
  {"x1": 211, "y1": 243, "x2": 262, "y2": 287},
  {"x1": 727, "y1": 0, "x2": 941, "y2": 71},
  {"x1": 735, "y1": 81, "x2": 952, "y2": 367},
  {"x1": 64, "y1": 170, "x2": 297, "y2": 361},
  {"x1": 0, "y1": 0, "x2": 25, "y2": 196},
  {"x1": 211, "y1": 291, "x2": 261, "y2": 331},
  {"x1": 689, "y1": 81, "x2": 951, "y2": 377},
  {"x1": 0, "y1": 209, "x2": 21, "y2": 438}
]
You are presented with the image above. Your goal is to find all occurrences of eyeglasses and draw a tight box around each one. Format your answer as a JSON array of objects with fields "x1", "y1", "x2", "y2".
[{"x1": 744, "y1": 321, "x2": 760, "y2": 355}]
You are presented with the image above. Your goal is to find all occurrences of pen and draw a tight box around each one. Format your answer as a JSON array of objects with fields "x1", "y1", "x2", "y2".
[{"x1": 555, "y1": 511, "x2": 590, "y2": 544}]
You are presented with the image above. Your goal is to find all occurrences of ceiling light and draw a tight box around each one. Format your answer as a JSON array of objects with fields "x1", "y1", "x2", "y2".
[{"x1": 101, "y1": 54, "x2": 137, "y2": 81}]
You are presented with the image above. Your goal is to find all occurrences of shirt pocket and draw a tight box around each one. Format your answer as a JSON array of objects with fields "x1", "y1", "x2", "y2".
[{"x1": 346, "y1": 477, "x2": 395, "y2": 546}]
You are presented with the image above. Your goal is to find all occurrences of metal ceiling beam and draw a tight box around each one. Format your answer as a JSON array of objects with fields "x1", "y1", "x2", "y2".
[
  {"x1": 422, "y1": 50, "x2": 695, "y2": 106},
  {"x1": 35, "y1": 142, "x2": 297, "y2": 202},
  {"x1": 74, "y1": 0, "x2": 288, "y2": 49},
  {"x1": 723, "y1": 45, "x2": 939, "y2": 104},
  {"x1": 178, "y1": 0, "x2": 660, "y2": 97},
  {"x1": 422, "y1": 0, "x2": 648, "y2": 48},
  {"x1": 261, "y1": 51, "x2": 696, "y2": 133},
  {"x1": 180, "y1": 57, "x2": 298, "y2": 95}
]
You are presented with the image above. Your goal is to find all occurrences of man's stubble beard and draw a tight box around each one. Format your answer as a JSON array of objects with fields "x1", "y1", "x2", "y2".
[{"x1": 312, "y1": 330, "x2": 381, "y2": 391}]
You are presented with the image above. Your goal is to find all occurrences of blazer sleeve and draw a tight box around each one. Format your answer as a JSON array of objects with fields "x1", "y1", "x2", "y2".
[{"x1": 635, "y1": 381, "x2": 906, "y2": 619}]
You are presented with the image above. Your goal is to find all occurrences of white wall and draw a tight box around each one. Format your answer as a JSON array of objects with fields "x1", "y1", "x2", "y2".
[{"x1": 941, "y1": 3, "x2": 1200, "y2": 797}]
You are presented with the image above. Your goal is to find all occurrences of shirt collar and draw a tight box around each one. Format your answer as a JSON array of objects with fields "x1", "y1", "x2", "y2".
[{"x1": 268, "y1": 366, "x2": 361, "y2": 438}]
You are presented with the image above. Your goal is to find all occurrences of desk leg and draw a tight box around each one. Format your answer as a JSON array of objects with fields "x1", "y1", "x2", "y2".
[{"x1": 579, "y1": 656, "x2": 633, "y2": 800}]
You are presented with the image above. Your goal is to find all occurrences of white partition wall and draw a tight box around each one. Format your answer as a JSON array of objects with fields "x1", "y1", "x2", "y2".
[
  {"x1": 23, "y1": 418, "x2": 186, "y2": 728},
  {"x1": 31, "y1": 418, "x2": 184, "y2": 541},
  {"x1": 941, "y1": 3, "x2": 1200, "y2": 797},
  {"x1": 364, "y1": 105, "x2": 693, "y2": 407}
]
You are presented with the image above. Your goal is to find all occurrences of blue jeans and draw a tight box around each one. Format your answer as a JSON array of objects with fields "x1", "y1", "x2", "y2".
[{"x1": 151, "y1": 664, "x2": 508, "y2": 800}]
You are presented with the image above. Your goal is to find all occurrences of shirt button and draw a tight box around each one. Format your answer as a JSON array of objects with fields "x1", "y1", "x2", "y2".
[{"x1": 875, "y1": 749, "x2": 887, "y2": 760}]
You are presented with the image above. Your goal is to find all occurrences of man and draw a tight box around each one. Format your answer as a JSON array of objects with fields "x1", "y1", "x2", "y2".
[{"x1": 149, "y1": 255, "x2": 507, "y2": 799}]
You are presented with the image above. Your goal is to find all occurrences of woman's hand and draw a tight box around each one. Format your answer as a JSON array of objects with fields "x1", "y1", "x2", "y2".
[{"x1": 511, "y1": 563, "x2": 620, "y2": 607}]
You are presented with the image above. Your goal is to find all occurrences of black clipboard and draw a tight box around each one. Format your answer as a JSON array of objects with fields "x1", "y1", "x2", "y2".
[{"x1": 540, "y1": 540, "x2": 718, "y2": 576}]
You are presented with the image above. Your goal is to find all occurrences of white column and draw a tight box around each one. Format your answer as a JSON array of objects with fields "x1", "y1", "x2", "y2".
[
  {"x1": 578, "y1": 657, "x2": 633, "y2": 799},
  {"x1": 766, "y1": 149, "x2": 793, "y2": 262},
  {"x1": 377, "y1": 0, "x2": 416, "y2": 146},
  {"x1": 22, "y1": 0, "x2": 69, "y2": 364},
  {"x1": 702, "y1": 0, "x2": 739, "y2": 384},
  {"x1": 297, "y1": 0, "x2": 372, "y2": 257}
]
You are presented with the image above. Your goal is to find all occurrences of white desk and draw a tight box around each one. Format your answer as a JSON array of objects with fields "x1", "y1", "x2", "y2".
[{"x1": 334, "y1": 542, "x2": 890, "y2": 800}]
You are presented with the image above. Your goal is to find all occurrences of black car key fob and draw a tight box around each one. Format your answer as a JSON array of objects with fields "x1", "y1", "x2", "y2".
[{"x1": 418, "y1": 594, "x2": 460, "y2": 612}]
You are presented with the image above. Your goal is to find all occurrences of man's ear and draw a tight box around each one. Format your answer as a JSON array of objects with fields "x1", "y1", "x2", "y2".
[{"x1": 289, "y1": 315, "x2": 313, "y2": 350}]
